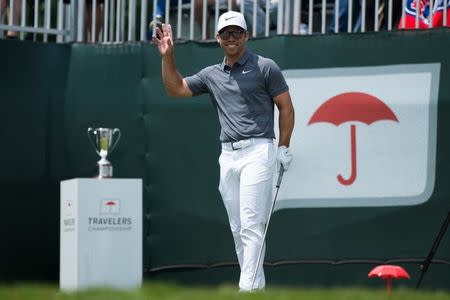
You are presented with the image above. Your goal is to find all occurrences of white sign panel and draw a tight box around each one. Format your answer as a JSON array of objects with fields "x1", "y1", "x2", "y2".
[
  {"x1": 275, "y1": 64, "x2": 440, "y2": 209},
  {"x1": 60, "y1": 178, "x2": 142, "y2": 291}
]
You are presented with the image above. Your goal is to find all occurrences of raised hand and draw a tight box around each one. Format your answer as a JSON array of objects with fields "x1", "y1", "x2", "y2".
[{"x1": 153, "y1": 23, "x2": 174, "y2": 57}]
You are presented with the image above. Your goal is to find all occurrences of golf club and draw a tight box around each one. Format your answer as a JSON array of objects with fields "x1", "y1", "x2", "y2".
[{"x1": 250, "y1": 166, "x2": 285, "y2": 291}]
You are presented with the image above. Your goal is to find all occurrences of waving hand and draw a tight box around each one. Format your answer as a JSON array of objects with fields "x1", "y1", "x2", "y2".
[{"x1": 153, "y1": 23, "x2": 174, "y2": 57}]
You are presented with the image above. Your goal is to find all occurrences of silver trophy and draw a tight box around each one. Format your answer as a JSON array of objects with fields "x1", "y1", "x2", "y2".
[{"x1": 87, "y1": 128, "x2": 121, "y2": 178}]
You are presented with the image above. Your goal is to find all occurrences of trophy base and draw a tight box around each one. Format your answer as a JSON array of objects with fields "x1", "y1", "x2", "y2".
[{"x1": 97, "y1": 163, "x2": 113, "y2": 178}]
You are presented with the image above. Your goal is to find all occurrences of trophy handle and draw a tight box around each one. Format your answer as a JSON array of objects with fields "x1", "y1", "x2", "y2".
[
  {"x1": 109, "y1": 128, "x2": 121, "y2": 154},
  {"x1": 87, "y1": 127, "x2": 100, "y2": 155}
]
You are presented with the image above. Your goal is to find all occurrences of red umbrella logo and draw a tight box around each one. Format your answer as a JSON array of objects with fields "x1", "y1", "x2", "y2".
[
  {"x1": 103, "y1": 200, "x2": 120, "y2": 214},
  {"x1": 308, "y1": 92, "x2": 399, "y2": 186}
]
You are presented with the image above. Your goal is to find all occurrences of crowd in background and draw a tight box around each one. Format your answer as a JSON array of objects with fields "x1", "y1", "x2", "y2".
[{"x1": 0, "y1": 0, "x2": 449, "y2": 42}]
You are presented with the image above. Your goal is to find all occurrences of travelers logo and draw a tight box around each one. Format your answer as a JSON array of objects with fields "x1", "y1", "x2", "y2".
[
  {"x1": 308, "y1": 92, "x2": 399, "y2": 186},
  {"x1": 275, "y1": 64, "x2": 440, "y2": 208},
  {"x1": 101, "y1": 199, "x2": 120, "y2": 214},
  {"x1": 88, "y1": 199, "x2": 131, "y2": 231}
]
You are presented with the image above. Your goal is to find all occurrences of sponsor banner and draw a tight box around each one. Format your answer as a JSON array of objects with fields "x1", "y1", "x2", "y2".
[{"x1": 275, "y1": 63, "x2": 440, "y2": 209}]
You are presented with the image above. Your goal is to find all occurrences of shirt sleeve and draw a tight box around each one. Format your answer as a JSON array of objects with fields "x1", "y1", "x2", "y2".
[
  {"x1": 185, "y1": 67, "x2": 210, "y2": 96},
  {"x1": 263, "y1": 59, "x2": 289, "y2": 99}
]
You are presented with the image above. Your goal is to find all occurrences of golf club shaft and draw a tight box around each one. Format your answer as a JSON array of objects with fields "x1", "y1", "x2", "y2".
[{"x1": 250, "y1": 166, "x2": 284, "y2": 291}]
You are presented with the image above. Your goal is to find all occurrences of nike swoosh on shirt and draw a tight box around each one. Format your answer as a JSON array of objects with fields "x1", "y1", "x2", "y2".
[{"x1": 242, "y1": 69, "x2": 253, "y2": 74}]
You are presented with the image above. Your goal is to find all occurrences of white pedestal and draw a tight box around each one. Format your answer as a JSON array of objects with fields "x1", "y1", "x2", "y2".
[{"x1": 60, "y1": 178, "x2": 142, "y2": 291}]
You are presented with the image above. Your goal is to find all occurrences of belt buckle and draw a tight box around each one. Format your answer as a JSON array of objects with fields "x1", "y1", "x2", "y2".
[{"x1": 231, "y1": 139, "x2": 252, "y2": 150}]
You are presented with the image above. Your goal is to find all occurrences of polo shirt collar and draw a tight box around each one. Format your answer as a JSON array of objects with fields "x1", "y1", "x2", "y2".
[
  {"x1": 221, "y1": 49, "x2": 251, "y2": 70},
  {"x1": 236, "y1": 49, "x2": 251, "y2": 66}
]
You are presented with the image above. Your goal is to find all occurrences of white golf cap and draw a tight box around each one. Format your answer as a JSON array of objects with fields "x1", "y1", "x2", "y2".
[{"x1": 217, "y1": 11, "x2": 247, "y2": 33}]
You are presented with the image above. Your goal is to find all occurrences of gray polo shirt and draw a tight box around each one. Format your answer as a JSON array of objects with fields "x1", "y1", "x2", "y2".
[{"x1": 185, "y1": 49, "x2": 289, "y2": 142}]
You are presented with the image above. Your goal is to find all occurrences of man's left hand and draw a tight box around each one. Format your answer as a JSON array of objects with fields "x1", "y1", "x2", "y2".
[{"x1": 277, "y1": 146, "x2": 293, "y2": 171}]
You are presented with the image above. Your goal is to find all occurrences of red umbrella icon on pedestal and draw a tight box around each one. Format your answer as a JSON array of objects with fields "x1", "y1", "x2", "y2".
[
  {"x1": 368, "y1": 265, "x2": 410, "y2": 293},
  {"x1": 308, "y1": 92, "x2": 399, "y2": 185}
]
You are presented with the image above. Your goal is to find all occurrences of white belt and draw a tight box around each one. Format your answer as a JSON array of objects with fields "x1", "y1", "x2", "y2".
[{"x1": 222, "y1": 138, "x2": 272, "y2": 151}]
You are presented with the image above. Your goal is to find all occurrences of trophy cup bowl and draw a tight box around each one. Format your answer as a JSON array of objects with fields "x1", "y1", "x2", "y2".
[{"x1": 87, "y1": 128, "x2": 121, "y2": 178}]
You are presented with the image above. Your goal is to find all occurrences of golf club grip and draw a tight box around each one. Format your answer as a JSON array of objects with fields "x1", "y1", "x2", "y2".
[{"x1": 276, "y1": 166, "x2": 284, "y2": 188}]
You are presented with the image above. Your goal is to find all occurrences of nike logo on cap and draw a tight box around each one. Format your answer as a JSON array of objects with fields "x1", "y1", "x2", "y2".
[{"x1": 225, "y1": 16, "x2": 237, "y2": 21}]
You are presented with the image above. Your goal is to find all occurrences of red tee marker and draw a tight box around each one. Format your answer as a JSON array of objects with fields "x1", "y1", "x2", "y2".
[{"x1": 368, "y1": 264, "x2": 410, "y2": 293}]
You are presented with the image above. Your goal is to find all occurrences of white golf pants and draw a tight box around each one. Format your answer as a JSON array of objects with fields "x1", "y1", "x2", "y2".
[{"x1": 218, "y1": 138, "x2": 276, "y2": 291}]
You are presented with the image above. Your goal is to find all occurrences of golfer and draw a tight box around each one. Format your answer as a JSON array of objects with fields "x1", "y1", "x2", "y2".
[{"x1": 153, "y1": 11, "x2": 294, "y2": 291}]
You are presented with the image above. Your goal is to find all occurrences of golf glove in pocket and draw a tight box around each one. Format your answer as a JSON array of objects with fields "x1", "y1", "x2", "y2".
[{"x1": 277, "y1": 146, "x2": 293, "y2": 171}]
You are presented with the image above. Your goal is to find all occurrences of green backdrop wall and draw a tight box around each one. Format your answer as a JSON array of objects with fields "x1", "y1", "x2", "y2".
[{"x1": 0, "y1": 28, "x2": 449, "y2": 289}]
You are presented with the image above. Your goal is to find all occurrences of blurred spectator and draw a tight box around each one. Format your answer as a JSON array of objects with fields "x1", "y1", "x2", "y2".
[
  {"x1": 398, "y1": 0, "x2": 450, "y2": 29},
  {"x1": 397, "y1": 0, "x2": 430, "y2": 29},
  {"x1": 239, "y1": 0, "x2": 268, "y2": 36},
  {"x1": 85, "y1": 0, "x2": 104, "y2": 42},
  {"x1": 432, "y1": 0, "x2": 450, "y2": 27},
  {"x1": 0, "y1": 0, "x2": 22, "y2": 38},
  {"x1": 62, "y1": 0, "x2": 104, "y2": 42},
  {"x1": 380, "y1": 0, "x2": 403, "y2": 30},
  {"x1": 240, "y1": 0, "x2": 309, "y2": 36},
  {"x1": 329, "y1": 0, "x2": 377, "y2": 32},
  {"x1": 149, "y1": 0, "x2": 207, "y2": 35},
  {"x1": 150, "y1": 0, "x2": 190, "y2": 26}
]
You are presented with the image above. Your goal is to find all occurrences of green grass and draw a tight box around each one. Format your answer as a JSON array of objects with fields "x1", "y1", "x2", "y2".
[{"x1": 0, "y1": 282, "x2": 449, "y2": 300}]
